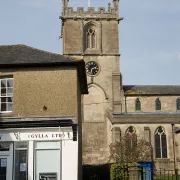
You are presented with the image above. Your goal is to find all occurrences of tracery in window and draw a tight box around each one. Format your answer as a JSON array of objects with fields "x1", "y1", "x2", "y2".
[
  {"x1": 176, "y1": 98, "x2": 180, "y2": 110},
  {"x1": 125, "y1": 126, "x2": 137, "y2": 149},
  {"x1": 155, "y1": 126, "x2": 167, "y2": 158},
  {"x1": 86, "y1": 28, "x2": 96, "y2": 49},
  {"x1": 135, "y1": 98, "x2": 141, "y2": 111},
  {"x1": 155, "y1": 98, "x2": 161, "y2": 111}
]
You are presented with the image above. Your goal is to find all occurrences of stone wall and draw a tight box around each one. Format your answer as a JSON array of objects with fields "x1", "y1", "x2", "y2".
[
  {"x1": 110, "y1": 123, "x2": 180, "y2": 170},
  {"x1": 125, "y1": 96, "x2": 180, "y2": 112}
]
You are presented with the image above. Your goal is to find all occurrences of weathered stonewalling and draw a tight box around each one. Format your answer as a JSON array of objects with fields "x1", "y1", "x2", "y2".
[{"x1": 61, "y1": 0, "x2": 180, "y2": 170}]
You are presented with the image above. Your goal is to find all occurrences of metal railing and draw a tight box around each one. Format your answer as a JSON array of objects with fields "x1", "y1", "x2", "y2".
[{"x1": 142, "y1": 168, "x2": 180, "y2": 180}]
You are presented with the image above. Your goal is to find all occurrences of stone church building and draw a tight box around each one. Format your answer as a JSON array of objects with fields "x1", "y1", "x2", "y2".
[{"x1": 60, "y1": 0, "x2": 180, "y2": 170}]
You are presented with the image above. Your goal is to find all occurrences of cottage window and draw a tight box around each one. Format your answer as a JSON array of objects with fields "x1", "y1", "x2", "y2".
[
  {"x1": 0, "y1": 77, "x2": 13, "y2": 113},
  {"x1": 176, "y1": 98, "x2": 180, "y2": 110},
  {"x1": 86, "y1": 28, "x2": 96, "y2": 49},
  {"x1": 135, "y1": 98, "x2": 141, "y2": 111},
  {"x1": 14, "y1": 142, "x2": 28, "y2": 180},
  {"x1": 155, "y1": 126, "x2": 167, "y2": 158},
  {"x1": 155, "y1": 98, "x2": 161, "y2": 111}
]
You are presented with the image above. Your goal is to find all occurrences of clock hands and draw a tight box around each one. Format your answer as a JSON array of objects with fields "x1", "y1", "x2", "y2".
[{"x1": 86, "y1": 61, "x2": 100, "y2": 76}]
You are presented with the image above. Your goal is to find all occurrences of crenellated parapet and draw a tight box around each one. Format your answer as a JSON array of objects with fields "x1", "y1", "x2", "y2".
[
  {"x1": 61, "y1": 0, "x2": 121, "y2": 20},
  {"x1": 62, "y1": 7, "x2": 117, "y2": 18}
]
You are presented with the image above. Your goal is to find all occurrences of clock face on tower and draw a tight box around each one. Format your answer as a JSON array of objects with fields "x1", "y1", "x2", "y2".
[{"x1": 86, "y1": 61, "x2": 100, "y2": 76}]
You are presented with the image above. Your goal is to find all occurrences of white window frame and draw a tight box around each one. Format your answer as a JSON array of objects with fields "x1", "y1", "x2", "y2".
[
  {"x1": 0, "y1": 77, "x2": 13, "y2": 113},
  {"x1": 13, "y1": 141, "x2": 28, "y2": 180}
]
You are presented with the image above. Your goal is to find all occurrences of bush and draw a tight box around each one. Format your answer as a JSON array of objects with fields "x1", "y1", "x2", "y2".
[{"x1": 110, "y1": 163, "x2": 129, "y2": 180}]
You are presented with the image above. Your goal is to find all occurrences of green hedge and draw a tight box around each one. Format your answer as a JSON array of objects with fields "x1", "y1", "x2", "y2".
[{"x1": 110, "y1": 163, "x2": 129, "y2": 180}]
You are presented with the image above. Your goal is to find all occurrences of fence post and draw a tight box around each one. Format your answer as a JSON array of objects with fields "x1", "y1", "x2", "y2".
[
  {"x1": 175, "y1": 168, "x2": 178, "y2": 180},
  {"x1": 128, "y1": 162, "x2": 142, "y2": 180}
]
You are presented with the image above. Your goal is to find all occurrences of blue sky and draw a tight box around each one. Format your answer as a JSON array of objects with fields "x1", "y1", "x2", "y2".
[{"x1": 0, "y1": 0, "x2": 180, "y2": 85}]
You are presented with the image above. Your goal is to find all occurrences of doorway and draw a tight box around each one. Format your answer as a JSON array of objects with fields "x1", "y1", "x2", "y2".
[{"x1": 0, "y1": 142, "x2": 13, "y2": 180}]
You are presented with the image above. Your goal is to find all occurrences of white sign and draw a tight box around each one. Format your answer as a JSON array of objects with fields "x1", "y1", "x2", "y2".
[
  {"x1": 0, "y1": 132, "x2": 73, "y2": 141},
  {"x1": 21, "y1": 132, "x2": 73, "y2": 141},
  {"x1": 1, "y1": 159, "x2": 7, "y2": 167},
  {"x1": 20, "y1": 163, "x2": 26, "y2": 172}
]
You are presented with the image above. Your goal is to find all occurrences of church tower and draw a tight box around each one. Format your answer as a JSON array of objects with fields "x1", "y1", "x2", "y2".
[{"x1": 60, "y1": 0, "x2": 123, "y2": 164}]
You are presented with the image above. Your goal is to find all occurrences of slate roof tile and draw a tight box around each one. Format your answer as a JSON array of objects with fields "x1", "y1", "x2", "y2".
[
  {"x1": 123, "y1": 85, "x2": 180, "y2": 95},
  {"x1": 0, "y1": 44, "x2": 76, "y2": 65}
]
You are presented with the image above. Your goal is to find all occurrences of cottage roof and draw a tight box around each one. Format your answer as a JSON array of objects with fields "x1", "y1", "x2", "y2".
[
  {"x1": 123, "y1": 85, "x2": 180, "y2": 96},
  {"x1": 0, "y1": 44, "x2": 77, "y2": 64},
  {"x1": 0, "y1": 44, "x2": 88, "y2": 94}
]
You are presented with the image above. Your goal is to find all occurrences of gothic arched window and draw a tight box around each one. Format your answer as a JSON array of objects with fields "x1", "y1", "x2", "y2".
[
  {"x1": 155, "y1": 126, "x2": 167, "y2": 158},
  {"x1": 86, "y1": 28, "x2": 96, "y2": 49},
  {"x1": 155, "y1": 98, "x2": 161, "y2": 111},
  {"x1": 176, "y1": 98, "x2": 180, "y2": 110},
  {"x1": 125, "y1": 126, "x2": 137, "y2": 149},
  {"x1": 135, "y1": 98, "x2": 141, "y2": 111}
]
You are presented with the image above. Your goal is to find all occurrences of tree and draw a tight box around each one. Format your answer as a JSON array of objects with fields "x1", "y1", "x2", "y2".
[{"x1": 109, "y1": 134, "x2": 152, "y2": 163}]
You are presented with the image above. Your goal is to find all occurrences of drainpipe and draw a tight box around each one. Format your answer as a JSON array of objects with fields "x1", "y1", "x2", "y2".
[
  {"x1": 171, "y1": 124, "x2": 178, "y2": 180},
  {"x1": 125, "y1": 95, "x2": 127, "y2": 113}
]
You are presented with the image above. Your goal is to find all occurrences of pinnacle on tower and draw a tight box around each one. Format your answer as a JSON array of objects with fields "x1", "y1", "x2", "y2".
[
  {"x1": 113, "y1": 0, "x2": 119, "y2": 16},
  {"x1": 62, "y1": 0, "x2": 69, "y2": 15}
]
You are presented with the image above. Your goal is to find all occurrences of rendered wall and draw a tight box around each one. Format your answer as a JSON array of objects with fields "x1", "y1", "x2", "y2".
[{"x1": 0, "y1": 67, "x2": 79, "y2": 120}]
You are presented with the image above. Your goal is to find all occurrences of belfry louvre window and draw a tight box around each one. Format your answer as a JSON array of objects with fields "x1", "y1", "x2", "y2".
[
  {"x1": 87, "y1": 28, "x2": 96, "y2": 49},
  {"x1": 135, "y1": 98, "x2": 141, "y2": 111},
  {"x1": 155, "y1": 98, "x2": 161, "y2": 111},
  {"x1": 0, "y1": 78, "x2": 13, "y2": 112},
  {"x1": 155, "y1": 126, "x2": 167, "y2": 158},
  {"x1": 176, "y1": 98, "x2": 180, "y2": 110}
]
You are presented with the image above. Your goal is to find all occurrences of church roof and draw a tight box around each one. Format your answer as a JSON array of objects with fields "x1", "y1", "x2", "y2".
[{"x1": 123, "y1": 85, "x2": 180, "y2": 96}]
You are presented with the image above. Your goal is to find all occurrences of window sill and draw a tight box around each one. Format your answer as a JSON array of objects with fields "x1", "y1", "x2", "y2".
[
  {"x1": 0, "y1": 111, "x2": 13, "y2": 117},
  {"x1": 0, "y1": 111, "x2": 12, "y2": 114},
  {"x1": 154, "y1": 158, "x2": 170, "y2": 162}
]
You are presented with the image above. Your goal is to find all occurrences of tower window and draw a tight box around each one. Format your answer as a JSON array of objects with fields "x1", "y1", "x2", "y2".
[
  {"x1": 155, "y1": 98, "x2": 161, "y2": 111},
  {"x1": 135, "y1": 98, "x2": 141, "y2": 111},
  {"x1": 155, "y1": 126, "x2": 167, "y2": 158},
  {"x1": 86, "y1": 28, "x2": 96, "y2": 49},
  {"x1": 176, "y1": 98, "x2": 180, "y2": 110}
]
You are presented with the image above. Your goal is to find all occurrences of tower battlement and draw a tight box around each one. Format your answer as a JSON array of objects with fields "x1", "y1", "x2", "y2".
[
  {"x1": 61, "y1": 0, "x2": 120, "y2": 19},
  {"x1": 62, "y1": 7, "x2": 117, "y2": 18}
]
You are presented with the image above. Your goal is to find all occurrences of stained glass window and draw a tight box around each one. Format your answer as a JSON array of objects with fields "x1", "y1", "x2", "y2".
[
  {"x1": 125, "y1": 126, "x2": 137, "y2": 149},
  {"x1": 155, "y1": 126, "x2": 167, "y2": 158}
]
